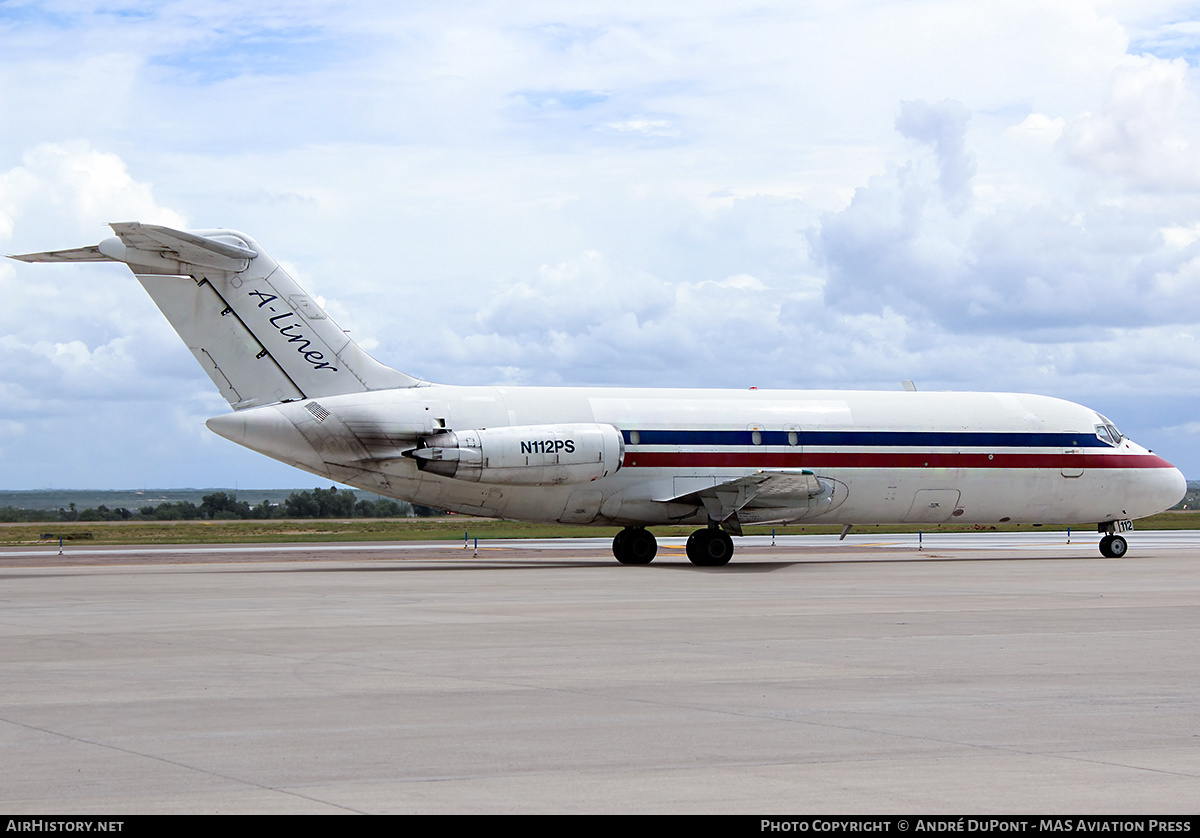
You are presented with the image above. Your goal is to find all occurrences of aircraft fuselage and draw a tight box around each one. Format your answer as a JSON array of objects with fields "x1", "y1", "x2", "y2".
[{"x1": 207, "y1": 384, "x2": 1184, "y2": 530}]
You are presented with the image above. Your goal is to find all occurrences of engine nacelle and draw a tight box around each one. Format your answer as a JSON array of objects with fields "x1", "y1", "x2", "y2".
[{"x1": 409, "y1": 423, "x2": 624, "y2": 486}]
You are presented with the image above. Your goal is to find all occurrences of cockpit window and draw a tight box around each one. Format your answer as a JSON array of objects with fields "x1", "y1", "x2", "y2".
[
  {"x1": 1094, "y1": 419, "x2": 1123, "y2": 447},
  {"x1": 1095, "y1": 414, "x2": 1123, "y2": 445}
]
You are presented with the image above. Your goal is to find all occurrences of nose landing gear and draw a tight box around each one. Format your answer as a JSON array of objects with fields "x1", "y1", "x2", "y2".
[{"x1": 1097, "y1": 520, "x2": 1133, "y2": 558}]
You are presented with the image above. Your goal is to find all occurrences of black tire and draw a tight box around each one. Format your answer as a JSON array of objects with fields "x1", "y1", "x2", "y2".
[
  {"x1": 686, "y1": 528, "x2": 734, "y2": 566},
  {"x1": 612, "y1": 529, "x2": 630, "y2": 562},
  {"x1": 614, "y1": 527, "x2": 656, "y2": 564},
  {"x1": 708, "y1": 530, "x2": 734, "y2": 566},
  {"x1": 625, "y1": 528, "x2": 657, "y2": 564},
  {"x1": 1100, "y1": 534, "x2": 1128, "y2": 558}
]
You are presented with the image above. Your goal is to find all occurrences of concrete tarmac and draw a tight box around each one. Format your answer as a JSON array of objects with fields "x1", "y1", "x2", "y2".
[{"x1": 2, "y1": 533, "x2": 1199, "y2": 813}]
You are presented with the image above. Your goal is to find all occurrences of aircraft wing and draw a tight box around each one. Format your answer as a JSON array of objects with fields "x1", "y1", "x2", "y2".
[{"x1": 659, "y1": 469, "x2": 827, "y2": 533}]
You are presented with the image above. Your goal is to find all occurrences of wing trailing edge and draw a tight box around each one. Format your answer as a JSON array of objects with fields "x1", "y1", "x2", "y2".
[{"x1": 653, "y1": 469, "x2": 834, "y2": 533}]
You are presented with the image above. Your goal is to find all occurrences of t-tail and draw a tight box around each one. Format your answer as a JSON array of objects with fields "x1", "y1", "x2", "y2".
[{"x1": 12, "y1": 222, "x2": 422, "y2": 408}]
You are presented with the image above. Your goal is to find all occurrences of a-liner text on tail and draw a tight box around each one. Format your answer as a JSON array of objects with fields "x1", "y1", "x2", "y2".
[{"x1": 12, "y1": 222, "x2": 1186, "y2": 565}]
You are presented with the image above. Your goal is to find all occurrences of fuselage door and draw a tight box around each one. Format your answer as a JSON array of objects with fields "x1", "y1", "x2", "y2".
[
  {"x1": 904, "y1": 489, "x2": 961, "y2": 523},
  {"x1": 1061, "y1": 448, "x2": 1084, "y2": 478},
  {"x1": 559, "y1": 488, "x2": 604, "y2": 524}
]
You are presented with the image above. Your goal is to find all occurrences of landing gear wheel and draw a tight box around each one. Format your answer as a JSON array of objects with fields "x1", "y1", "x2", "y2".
[
  {"x1": 612, "y1": 528, "x2": 628, "y2": 562},
  {"x1": 686, "y1": 528, "x2": 734, "y2": 566},
  {"x1": 1099, "y1": 534, "x2": 1128, "y2": 558},
  {"x1": 613, "y1": 527, "x2": 657, "y2": 564}
]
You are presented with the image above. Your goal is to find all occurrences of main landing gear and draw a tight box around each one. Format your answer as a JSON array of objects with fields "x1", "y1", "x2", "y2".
[
  {"x1": 685, "y1": 527, "x2": 734, "y2": 567},
  {"x1": 611, "y1": 526, "x2": 736, "y2": 566},
  {"x1": 612, "y1": 527, "x2": 657, "y2": 564}
]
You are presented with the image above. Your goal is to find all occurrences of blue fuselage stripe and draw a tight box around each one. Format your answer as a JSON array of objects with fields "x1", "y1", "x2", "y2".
[{"x1": 622, "y1": 430, "x2": 1110, "y2": 448}]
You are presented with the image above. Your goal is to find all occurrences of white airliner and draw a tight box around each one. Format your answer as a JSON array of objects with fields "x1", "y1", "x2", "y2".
[{"x1": 12, "y1": 223, "x2": 1186, "y2": 564}]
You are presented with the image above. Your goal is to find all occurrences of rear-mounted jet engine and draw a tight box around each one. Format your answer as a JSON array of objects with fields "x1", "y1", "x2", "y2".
[{"x1": 407, "y1": 423, "x2": 624, "y2": 486}]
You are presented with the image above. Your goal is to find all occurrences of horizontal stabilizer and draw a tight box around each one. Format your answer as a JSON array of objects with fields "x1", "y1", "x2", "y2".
[
  {"x1": 11, "y1": 222, "x2": 257, "y2": 274},
  {"x1": 105, "y1": 222, "x2": 256, "y2": 272},
  {"x1": 10, "y1": 245, "x2": 111, "y2": 263},
  {"x1": 111, "y1": 222, "x2": 256, "y2": 260},
  {"x1": 108, "y1": 222, "x2": 257, "y2": 273}
]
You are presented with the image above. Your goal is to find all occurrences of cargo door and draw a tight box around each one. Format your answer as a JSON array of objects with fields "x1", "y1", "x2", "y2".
[{"x1": 904, "y1": 489, "x2": 961, "y2": 523}]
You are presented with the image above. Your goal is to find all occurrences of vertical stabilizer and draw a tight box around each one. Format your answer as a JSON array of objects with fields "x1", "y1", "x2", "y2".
[{"x1": 12, "y1": 222, "x2": 422, "y2": 409}]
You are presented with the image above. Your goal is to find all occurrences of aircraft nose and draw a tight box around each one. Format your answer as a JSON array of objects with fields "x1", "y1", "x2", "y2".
[
  {"x1": 1135, "y1": 461, "x2": 1188, "y2": 518},
  {"x1": 1160, "y1": 465, "x2": 1188, "y2": 511}
]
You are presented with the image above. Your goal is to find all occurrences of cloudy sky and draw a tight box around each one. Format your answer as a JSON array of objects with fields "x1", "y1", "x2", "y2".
[{"x1": 3, "y1": 0, "x2": 1200, "y2": 489}]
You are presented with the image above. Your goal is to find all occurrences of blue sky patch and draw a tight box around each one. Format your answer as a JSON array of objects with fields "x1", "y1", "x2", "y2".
[
  {"x1": 149, "y1": 25, "x2": 344, "y2": 84},
  {"x1": 513, "y1": 89, "x2": 610, "y2": 110}
]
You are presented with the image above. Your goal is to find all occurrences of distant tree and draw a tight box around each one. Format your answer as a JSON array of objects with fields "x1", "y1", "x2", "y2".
[
  {"x1": 250, "y1": 499, "x2": 280, "y2": 519},
  {"x1": 200, "y1": 492, "x2": 251, "y2": 520},
  {"x1": 0, "y1": 506, "x2": 54, "y2": 523},
  {"x1": 76, "y1": 504, "x2": 134, "y2": 522},
  {"x1": 355, "y1": 498, "x2": 407, "y2": 517},
  {"x1": 154, "y1": 501, "x2": 200, "y2": 520},
  {"x1": 317, "y1": 486, "x2": 357, "y2": 517},
  {"x1": 284, "y1": 490, "x2": 320, "y2": 518}
]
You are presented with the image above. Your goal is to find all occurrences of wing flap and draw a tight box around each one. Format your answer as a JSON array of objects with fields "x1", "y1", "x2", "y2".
[
  {"x1": 659, "y1": 470, "x2": 824, "y2": 505},
  {"x1": 653, "y1": 469, "x2": 828, "y2": 532}
]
